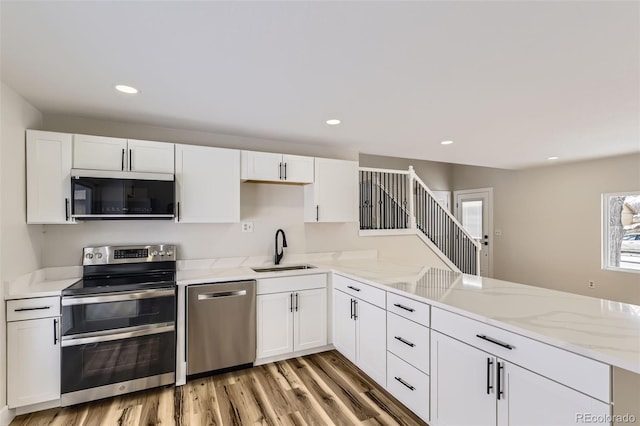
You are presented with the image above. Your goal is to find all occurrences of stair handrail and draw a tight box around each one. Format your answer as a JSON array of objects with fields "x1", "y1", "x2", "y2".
[
  {"x1": 359, "y1": 167, "x2": 412, "y2": 219},
  {"x1": 408, "y1": 166, "x2": 482, "y2": 251}
]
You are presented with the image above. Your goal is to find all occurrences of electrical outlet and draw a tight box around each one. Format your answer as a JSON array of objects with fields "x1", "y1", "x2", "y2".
[
  {"x1": 495, "y1": 229, "x2": 502, "y2": 236},
  {"x1": 588, "y1": 280, "x2": 595, "y2": 289},
  {"x1": 242, "y1": 222, "x2": 254, "y2": 233}
]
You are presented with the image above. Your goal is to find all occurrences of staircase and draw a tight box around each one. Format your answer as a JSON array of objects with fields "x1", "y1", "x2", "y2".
[{"x1": 359, "y1": 166, "x2": 481, "y2": 275}]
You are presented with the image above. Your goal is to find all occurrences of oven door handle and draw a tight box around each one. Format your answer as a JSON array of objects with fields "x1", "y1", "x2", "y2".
[
  {"x1": 61, "y1": 323, "x2": 174, "y2": 347},
  {"x1": 62, "y1": 288, "x2": 175, "y2": 306}
]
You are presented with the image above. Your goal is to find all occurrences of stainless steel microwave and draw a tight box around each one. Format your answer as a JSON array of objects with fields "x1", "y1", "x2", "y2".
[{"x1": 71, "y1": 169, "x2": 175, "y2": 219}]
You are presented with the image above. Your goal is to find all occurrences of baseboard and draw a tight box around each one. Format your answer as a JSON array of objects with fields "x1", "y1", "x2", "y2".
[
  {"x1": 254, "y1": 344, "x2": 335, "y2": 366},
  {"x1": 0, "y1": 405, "x2": 15, "y2": 426}
]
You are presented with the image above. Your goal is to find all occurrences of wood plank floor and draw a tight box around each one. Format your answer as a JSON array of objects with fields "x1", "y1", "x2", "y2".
[{"x1": 11, "y1": 350, "x2": 427, "y2": 426}]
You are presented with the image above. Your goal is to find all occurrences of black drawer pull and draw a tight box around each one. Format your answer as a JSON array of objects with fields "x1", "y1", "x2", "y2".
[
  {"x1": 394, "y1": 376, "x2": 415, "y2": 391},
  {"x1": 476, "y1": 334, "x2": 514, "y2": 350},
  {"x1": 394, "y1": 336, "x2": 416, "y2": 347},
  {"x1": 393, "y1": 303, "x2": 415, "y2": 312},
  {"x1": 15, "y1": 306, "x2": 51, "y2": 312},
  {"x1": 347, "y1": 285, "x2": 361, "y2": 292}
]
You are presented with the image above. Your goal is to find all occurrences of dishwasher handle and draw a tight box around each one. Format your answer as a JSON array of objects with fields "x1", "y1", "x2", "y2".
[{"x1": 197, "y1": 290, "x2": 247, "y2": 300}]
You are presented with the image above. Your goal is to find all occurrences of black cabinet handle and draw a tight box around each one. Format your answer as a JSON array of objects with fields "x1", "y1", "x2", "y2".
[
  {"x1": 476, "y1": 334, "x2": 514, "y2": 350},
  {"x1": 394, "y1": 376, "x2": 415, "y2": 391},
  {"x1": 316, "y1": 205, "x2": 319, "y2": 221},
  {"x1": 350, "y1": 299, "x2": 354, "y2": 319},
  {"x1": 53, "y1": 318, "x2": 58, "y2": 345},
  {"x1": 353, "y1": 299, "x2": 358, "y2": 320},
  {"x1": 176, "y1": 202, "x2": 180, "y2": 222},
  {"x1": 15, "y1": 306, "x2": 51, "y2": 312},
  {"x1": 394, "y1": 336, "x2": 415, "y2": 347},
  {"x1": 393, "y1": 303, "x2": 415, "y2": 312},
  {"x1": 290, "y1": 293, "x2": 293, "y2": 313},
  {"x1": 284, "y1": 163, "x2": 287, "y2": 180},
  {"x1": 347, "y1": 285, "x2": 361, "y2": 292},
  {"x1": 65, "y1": 197, "x2": 70, "y2": 221},
  {"x1": 121, "y1": 148, "x2": 125, "y2": 171},
  {"x1": 129, "y1": 149, "x2": 132, "y2": 170},
  {"x1": 279, "y1": 162, "x2": 283, "y2": 180},
  {"x1": 497, "y1": 362, "x2": 504, "y2": 400},
  {"x1": 295, "y1": 292, "x2": 299, "y2": 312},
  {"x1": 486, "y1": 358, "x2": 493, "y2": 394}
]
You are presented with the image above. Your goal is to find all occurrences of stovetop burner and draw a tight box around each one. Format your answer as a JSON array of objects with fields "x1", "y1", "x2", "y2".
[{"x1": 63, "y1": 244, "x2": 177, "y2": 296}]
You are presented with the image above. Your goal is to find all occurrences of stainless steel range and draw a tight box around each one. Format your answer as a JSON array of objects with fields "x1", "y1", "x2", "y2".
[{"x1": 60, "y1": 244, "x2": 177, "y2": 406}]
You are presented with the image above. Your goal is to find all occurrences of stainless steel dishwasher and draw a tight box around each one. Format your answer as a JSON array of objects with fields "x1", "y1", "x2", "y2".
[{"x1": 186, "y1": 280, "x2": 256, "y2": 376}]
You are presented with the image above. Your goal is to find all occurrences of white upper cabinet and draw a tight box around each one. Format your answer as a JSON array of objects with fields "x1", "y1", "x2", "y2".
[
  {"x1": 73, "y1": 135, "x2": 174, "y2": 173},
  {"x1": 281, "y1": 154, "x2": 314, "y2": 183},
  {"x1": 304, "y1": 158, "x2": 358, "y2": 222},
  {"x1": 126, "y1": 139, "x2": 175, "y2": 173},
  {"x1": 241, "y1": 150, "x2": 314, "y2": 183},
  {"x1": 26, "y1": 130, "x2": 74, "y2": 224},
  {"x1": 175, "y1": 144, "x2": 240, "y2": 223},
  {"x1": 73, "y1": 134, "x2": 127, "y2": 171}
]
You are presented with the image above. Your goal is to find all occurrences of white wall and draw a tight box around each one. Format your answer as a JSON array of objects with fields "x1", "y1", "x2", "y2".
[
  {"x1": 0, "y1": 82, "x2": 43, "y2": 409},
  {"x1": 359, "y1": 152, "x2": 453, "y2": 190},
  {"x1": 452, "y1": 154, "x2": 640, "y2": 305}
]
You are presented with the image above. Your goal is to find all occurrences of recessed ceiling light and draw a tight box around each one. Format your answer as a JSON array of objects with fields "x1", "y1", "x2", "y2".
[
  {"x1": 441, "y1": 140, "x2": 454, "y2": 145},
  {"x1": 326, "y1": 119, "x2": 341, "y2": 126},
  {"x1": 547, "y1": 156, "x2": 559, "y2": 160},
  {"x1": 115, "y1": 84, "x2": 139, "y2": 94}
]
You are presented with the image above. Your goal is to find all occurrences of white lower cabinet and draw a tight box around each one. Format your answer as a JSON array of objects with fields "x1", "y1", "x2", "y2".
[
  {"x1": 256, "y1": 274, "x2": 327, "y2": 360},
  {"x1": 7, "y1": 297, "x2": 61, "y2": 408},
  {"x1": 387, "y1": 352, "x2": 430, "y2": 421},
  {"x1": 333, "y1": 287, "x2": 386, "y2": 386},
  {"x1": 431, "y1": 331, "x2": 610, "y2": 426}
]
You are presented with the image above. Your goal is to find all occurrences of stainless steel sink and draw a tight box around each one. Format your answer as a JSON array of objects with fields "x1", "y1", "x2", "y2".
[{"x1": 251, "y1": 264, "x2": 316, "y2": 273}]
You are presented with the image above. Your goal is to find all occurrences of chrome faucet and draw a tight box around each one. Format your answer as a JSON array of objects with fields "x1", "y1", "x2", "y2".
[{"x1": 274, "y1": 229, "x2": 287, "y2": 265}]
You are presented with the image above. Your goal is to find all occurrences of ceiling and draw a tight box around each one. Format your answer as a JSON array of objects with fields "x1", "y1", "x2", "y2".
[{"x1": 1, "y1": 1, "x2": 638, "y2": 169}]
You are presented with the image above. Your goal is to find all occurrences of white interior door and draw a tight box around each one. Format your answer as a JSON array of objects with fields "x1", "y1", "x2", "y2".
[{"x1": 454, "y1": 188, "x2": 493, "y2": 277}]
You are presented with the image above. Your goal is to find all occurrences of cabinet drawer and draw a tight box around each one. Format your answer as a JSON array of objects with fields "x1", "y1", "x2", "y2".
[
  {"x1": 257, "y1": 273, "x2": 327, "y2": 295},
  {"x1": 432, "y1": 307, "x2": 610, "y2": 402},
  {"x1": 333, "y1": 274, "x2": 385, "y2": 308},
  {"x1": 387, "y1": 292, "x2": 430, "y2": 326},
  {"x1": 387, "y1": 352, "x2": 430, "y2": 422},
  {"x1": 387, "y1": 313, "x2": 430, "y2": 374},
  {"x1": 7, "y1": 297, "x2": 60, "y2": 321}
]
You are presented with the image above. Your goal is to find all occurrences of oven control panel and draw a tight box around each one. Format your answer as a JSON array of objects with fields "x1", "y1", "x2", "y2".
[{"x1": 83, "y1": 245, "x2": 176, "y2": 265}]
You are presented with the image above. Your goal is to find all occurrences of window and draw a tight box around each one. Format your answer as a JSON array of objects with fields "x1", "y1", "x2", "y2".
[{"x1": 602, "y1": 192, "x2": 640, "y2": 273}]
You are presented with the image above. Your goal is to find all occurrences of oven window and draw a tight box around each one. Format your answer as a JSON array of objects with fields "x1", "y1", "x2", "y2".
[
  {"x1": 85, "y1": 301, "x2": 138, "y2": 322},
  {"x1": 62, "y1": 295, "x2": 175, "y2": 336},
  {"x1": 62, "y1": 332, "x2": 175, "y2": 393}
]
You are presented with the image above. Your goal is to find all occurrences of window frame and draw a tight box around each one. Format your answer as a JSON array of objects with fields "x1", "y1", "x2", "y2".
[{"x1": 601, "y1": 191, "x2": 640, "y2": 274}]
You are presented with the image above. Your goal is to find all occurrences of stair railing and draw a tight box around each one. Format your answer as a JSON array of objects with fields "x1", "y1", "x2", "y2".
[{"x1": 358, "y1": 166, "x2": 481, "y2": 275}]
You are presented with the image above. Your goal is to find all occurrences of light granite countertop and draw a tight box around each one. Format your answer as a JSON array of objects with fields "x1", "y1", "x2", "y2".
[{"x1": 6, "y1": 251, "x2": 639, "y2": 374}]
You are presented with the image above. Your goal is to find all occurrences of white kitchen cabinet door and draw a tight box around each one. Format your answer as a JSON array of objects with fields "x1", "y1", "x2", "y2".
[
  {"x1": 241, "y1": 151, "x2": 283, "y2": 181},
  {"x1": 127, "y1": 139, "x2": 174, "y2": 173},
  {"x1": 498, "y1": 362, "x2": 610, "y2": 426},
  {"x1": 333, "y1": 289, "x2": 357, "y2": 363},
  {"x1": 7, "y1": 318, "x2": 60, "y2": 408},
  {"x1": 431, "y1": 331, "x2": 497, "y2": 426},
  {"x1": 256, "y1": 292, "x2": 294, "y2": 359},
  {"x1": 304, "y1": 158, "x2": 358, "y2": 222},
  {"x1": 282, "y1": 154, "x2": 314, "y2": 183},
  {"x1": 175, "y1": 144, "x2": 240, "y2": 223},
  {"x1": 73, "y1": 134, "x2": 127, "y2": 171},
  {"x1": 355, "y1": 299, "x2": 387, "y2": 387},
  {"x1": 294, "y1": 288, "x2": 327, "y2": 352},
  {"x1": 26, "y1": 130, "x2": 74, "y2": 224}
]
